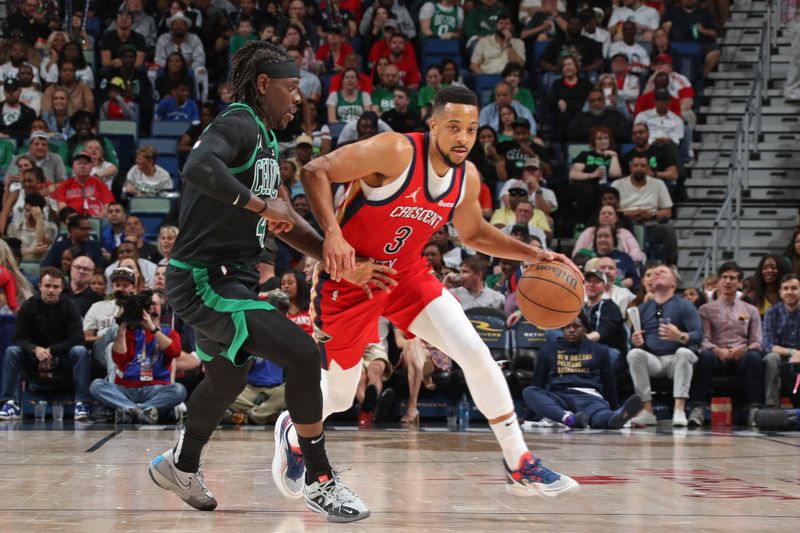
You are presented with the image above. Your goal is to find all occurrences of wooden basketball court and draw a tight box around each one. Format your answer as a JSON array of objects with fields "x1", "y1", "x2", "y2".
[{"x1": 1, "y1": 421, "x2": 798, "y2": 531}]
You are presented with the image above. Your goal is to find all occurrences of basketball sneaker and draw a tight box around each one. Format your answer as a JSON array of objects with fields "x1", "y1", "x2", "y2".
[
  {"x1": 303, "y1": 471, "x2": 370, "y2": 523},
  {"x1": 608, "y1": 395, "x2": 643, "y2": 429},
  {"x1": 0, "y1": 401, "x2": 20, "y2": 420},
  {"x1": 504, "y1": 451, "x2": 580, "y2": 498},
  {"x1": 149, "y1": 448, "x2": 217, "y2": 511},
  {"x1": 271, "y1": 411, "x2": 305, "y2": 499}
]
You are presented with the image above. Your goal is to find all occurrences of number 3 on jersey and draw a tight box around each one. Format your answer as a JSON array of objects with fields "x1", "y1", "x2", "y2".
[{"x1": 384, "y1": 226, "x2": 413, "y2": 254}]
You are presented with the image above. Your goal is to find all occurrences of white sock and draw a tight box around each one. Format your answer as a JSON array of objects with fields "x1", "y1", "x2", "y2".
[{"x1": 490, "y1": 414, "x2": 529, "y2": 468}]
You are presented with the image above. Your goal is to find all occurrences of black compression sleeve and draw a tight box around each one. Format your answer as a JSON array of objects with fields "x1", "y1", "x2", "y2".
[{"x1": 181, "y1": 110, "x2": 257, "y2": 206}]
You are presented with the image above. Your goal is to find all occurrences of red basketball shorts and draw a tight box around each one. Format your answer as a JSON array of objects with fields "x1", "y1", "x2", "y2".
[{"x1": 311, "y1": 267, "x2": 445, "y2": 371}]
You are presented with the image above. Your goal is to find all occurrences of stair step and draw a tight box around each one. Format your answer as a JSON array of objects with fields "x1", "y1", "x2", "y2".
[
  {"x1": 700, "y1": 104, "x2": 800, "y2": 114},
  {"x1": 693, "y1": 141, "x2": 799, "y2": 152},
  {"x1": 690, "y1": 168, "x2": 799, "y2": 180},
  {"x1": 697, "y1": 132, "x2": 800, "y2": 143},
  {"x1": 703, "y1": 88, "x2": 783, "y2": 98},
  {"x1": 690, "y1": 158, "x2": 800, "y2": 169},
  {"x1": 687, "y1": 187, "x2": 800, "y2": 201},
  {"x1": 674, "y1": 218, "x2": 796, "y2": 230},
  {"x1": 678, "y1": 205, "x2": 799, "y2": 219}
]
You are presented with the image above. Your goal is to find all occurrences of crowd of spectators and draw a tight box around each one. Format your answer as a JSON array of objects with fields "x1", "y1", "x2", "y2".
[{"x1": 0, "y1": 0, "x2": 796, "y2": 426}]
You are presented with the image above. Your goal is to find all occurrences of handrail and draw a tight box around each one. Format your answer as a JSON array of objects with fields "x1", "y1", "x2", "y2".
[{"x1": 691, "y1": 0, "x2": 773, "y2": 285}]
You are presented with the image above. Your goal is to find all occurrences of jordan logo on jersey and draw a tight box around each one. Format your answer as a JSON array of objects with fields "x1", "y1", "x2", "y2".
[{"x1": 405, "y1": 187, "x2": 421, "y2": 203}]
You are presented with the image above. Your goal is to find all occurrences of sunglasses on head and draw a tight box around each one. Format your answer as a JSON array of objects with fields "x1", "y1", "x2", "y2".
[{"x1": 509, "y1": 188, "x2": 527, "y2": 197}]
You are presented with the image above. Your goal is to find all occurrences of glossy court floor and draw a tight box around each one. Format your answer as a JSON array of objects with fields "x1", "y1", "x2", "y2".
[{"x1": 0, "y1": 420, "x2": 798, "y2": 532}]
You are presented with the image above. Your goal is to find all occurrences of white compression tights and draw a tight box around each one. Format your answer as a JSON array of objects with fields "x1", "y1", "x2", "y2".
[{"x1": 317, "y1": 289, "x2": 515, "y2": 421}]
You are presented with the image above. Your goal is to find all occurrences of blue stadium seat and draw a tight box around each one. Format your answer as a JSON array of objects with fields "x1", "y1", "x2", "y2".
[
  {"x1": 422, "y1": 38, "x2": 460, "y2": 57},
  {"x1": 328, "y1": 122, "x2": 346, "y2": 146},
  {"x1": 152, "y1": 121, "x2": 192, "y2": 138},
  {"x1": 464, "y1": 307, "x2": 511, "y2": 363},
  {"x1": 105, "y1": 134, "x2": 137, "y2": 174},
  {"x1": 510, "y1": 319, "x2": 548, "y2": 390},
  {"x1": 474, "y1": 74, "x2": 503, "y2": 102},
  {"x1": 139, "y1": 137, "x2": 178, "y2": 156},
  {"x1": 99, "y1": 120, "x2": 138, "y2": 142},
  {"x1": 670, "y1": 41, "x2": 702, "y2": 81},
  {"x1": 137, "y1": 214, "x2": 166, "y2": 241},
  {"x1": 567, "y1": 144, "x2": 590, "y2": 164},
  {"x1": 534, "y1": 40, "x2": 551, "y2": 66},
  {"x1": 157, "y1": 155, "x2": 180, "y2": 176}
]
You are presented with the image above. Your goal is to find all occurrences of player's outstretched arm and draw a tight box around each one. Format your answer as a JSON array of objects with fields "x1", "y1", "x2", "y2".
[
  {"x1": 300, "y1": 132, "x2": 412, "y2": 281},
  {"x1": 183, "y1": 110, "x2": 293, "y2": 230},
  {"x1": 452, "y1": 162, "x2": 582, "y2": 278}
]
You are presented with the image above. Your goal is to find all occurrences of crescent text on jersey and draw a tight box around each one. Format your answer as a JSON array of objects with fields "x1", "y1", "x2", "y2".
[{"x1": 388, "y1": 206, "x2": 444, "y2": 228}]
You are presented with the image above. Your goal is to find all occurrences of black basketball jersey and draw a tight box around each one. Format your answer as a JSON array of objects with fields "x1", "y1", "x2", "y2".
[{"x1": 172, "y1": 102, "x2": 281, "y2": 265}]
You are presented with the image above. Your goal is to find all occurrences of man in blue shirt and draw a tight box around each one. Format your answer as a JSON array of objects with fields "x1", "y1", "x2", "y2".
[
  {"x1": 762, "y1": 274, "x2": 800, "y2": 407},
  {"x1": 627, "y1": 265, "x2": 702, "y2": 427},
  {"x1": 523, "y1": 312, "x2": 642, "y2": 429},
  {"x1": 40, "y1": 215, "x2": 105, "y2": 269},
  {"x1": 155, "y1": 80, "x2": 200, "y2": 123}
]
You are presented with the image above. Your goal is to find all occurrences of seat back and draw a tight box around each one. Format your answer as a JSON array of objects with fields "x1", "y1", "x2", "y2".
[
  {"x1": 139, "y1": 137, "x2": 179, "y2": 156},
  {"x1": 464, "y1": 307, "x2": 510, "y2": 362},
  {"x1": 99, "y1": 120, "x2": 138, "y2": 142},
  {"x1": 152, "y1": 121, "x2": 192, "y2": 138}
]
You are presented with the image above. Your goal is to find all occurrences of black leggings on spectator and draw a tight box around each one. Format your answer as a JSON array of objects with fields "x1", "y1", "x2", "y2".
[{"x1": 174, "y1": 309, "x2": 323, "y2": 473}]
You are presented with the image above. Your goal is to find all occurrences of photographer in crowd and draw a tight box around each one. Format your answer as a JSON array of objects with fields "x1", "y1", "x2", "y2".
[
  {"x1": 84, "y1": 267, "x2": 137, "y2": 378},
  {"x1": 89, "y1": 289, "x2": 185, "y2": 424}
]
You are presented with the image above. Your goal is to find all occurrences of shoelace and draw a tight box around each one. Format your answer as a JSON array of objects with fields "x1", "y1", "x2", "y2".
[
  {"x1": 193, "y1": 470, "x2": 213, "y2": 497},
  {"x1": 318, "y1": 471, "x2": 358, "y2": 504},
  {"x1": 286, "y1": 446, "x2": 304, "y2": 478},
  {"x1": 520, "y1": 458, "x2": 560, "y2": 485}
]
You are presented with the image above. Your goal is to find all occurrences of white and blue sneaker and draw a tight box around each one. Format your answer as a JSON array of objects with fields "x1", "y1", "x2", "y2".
[
  {"x1": 149, "y1": 448, "x2": 217, "y2": 511},
  {"x1": 73, "y1": 402, "x2": 90, "y2": 421},
  {"x1": 504, "y1": 451, "x2": 580, "y2": 498},
  {"x1": 303, "y1": 471, "x2": 370, "y2": 523},
  {"x1": 0, "y1": 401, "x2": 20, "y2": 420},
  {"x1": 272, "y1": 410, "x2": 305, "y2": 499}
]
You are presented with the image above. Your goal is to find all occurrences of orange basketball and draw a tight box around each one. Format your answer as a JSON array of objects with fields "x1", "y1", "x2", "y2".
[{"x1": 517, "y1": 262, "x2": 585, "y2": 329}]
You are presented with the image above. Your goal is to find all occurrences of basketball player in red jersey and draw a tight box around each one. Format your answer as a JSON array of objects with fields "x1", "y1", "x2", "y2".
[{"x1": 272, "y1": 86, "x2": 581, "y2": 500}]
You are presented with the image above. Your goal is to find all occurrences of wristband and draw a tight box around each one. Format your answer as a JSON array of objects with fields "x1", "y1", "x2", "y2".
[
  {"x1": 257, "y1": 199, "x2": 269, "y2": 215},
  {"x1": 150, "y1": 326, "x2": 159, "y2": 335}
]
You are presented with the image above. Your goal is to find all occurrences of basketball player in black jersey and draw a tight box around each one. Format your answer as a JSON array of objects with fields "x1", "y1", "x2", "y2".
[{"x1": 148, "y1": 41, "x2": 390, "y2": 523}]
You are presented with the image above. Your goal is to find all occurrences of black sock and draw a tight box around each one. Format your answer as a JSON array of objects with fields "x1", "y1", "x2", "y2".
[
  {"x1": 173, "y1": 427, "x2": 209, "y2": 473},
  {"x1": 298, "y1": 432, "x2": 333, "y2": 484}
]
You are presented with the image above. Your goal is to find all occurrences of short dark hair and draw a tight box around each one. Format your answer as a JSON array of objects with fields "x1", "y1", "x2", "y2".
[
  {"x1": 432, "y1": 85, "x2": 478, "y2": 114},
  {"x1": 630, "y1": 154, "x2": 650, "y2": 165},
  {"x1": 393, "y1": 86, "x2": 411, "y2": 98},
  {"x1": 67, "y1": 214, "x2": 89, "y2": 231},
  {"x1": 501, "y1": 62, "x2": 523, "y2": 78},
  {"x1": 781, "y1": 273, "x2": 799, "y2": 285},
  {"x1": 717, "y1": 261, "x2": 743, "y2": 279},
  {"x1": 40, "y1": 266, "x2": 65, "y2": 284},
  {"x1": 461, "y1": 255, "x2": 488, "y2": 278},
  {"x1": 23, "y1": 166, "x2": 45, "y2": 183},
  {"x1": 24, "y1": 192, "x2": 46, "y2": 209},
  {"x1": 426, "y1": 64, "x2": 441, "y2": 75},
  {"x1": 108, "y1": 201, "x2": 126, "y2": 213},
  {"x1": 496, "y1": 13, "x2": 512, "y2": 23}
]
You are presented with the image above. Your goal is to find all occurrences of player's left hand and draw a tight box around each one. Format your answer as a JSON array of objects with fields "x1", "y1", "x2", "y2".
[
  {"x1": 341, "y1": 258, "x2": 398, "y2": 299},
  {"x1": 530, "y1": 247, "x2": 583, "y2": 281}
]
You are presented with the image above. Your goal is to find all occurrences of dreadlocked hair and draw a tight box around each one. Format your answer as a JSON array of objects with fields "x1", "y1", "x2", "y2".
[{"x1": 230, "y1": 40, "x2": 293, "y2": 122}]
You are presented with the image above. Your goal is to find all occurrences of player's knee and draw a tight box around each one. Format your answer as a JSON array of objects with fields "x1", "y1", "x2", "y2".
[{"x1": 288, "y1": 335, "x2": 320, "y2": 372}]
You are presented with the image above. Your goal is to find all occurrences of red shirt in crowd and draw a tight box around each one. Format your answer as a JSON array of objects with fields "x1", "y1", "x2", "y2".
[
  {"x1": 53, "y1": 175, "x2": 115, "y2": 217},
  {"x1": 315, "y1": 42, "x2": 355, "y2": 69},
  {"x1": 0, "y1": 266, "x2": 19, "y2": 312},
  {"x1": 328, "y1": 71, "x2": 374, "y2": 94},
  {"x1": 287, "y1": 310, "x2": 314, "y2": 336},
  {"x1": 634, "y1": 91, "x2": 683, "y2": 116}
]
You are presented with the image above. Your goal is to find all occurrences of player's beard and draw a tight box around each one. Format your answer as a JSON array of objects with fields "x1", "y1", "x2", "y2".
[{"x1": 435, "y1": 139, "x2": 465, "y2": 168}]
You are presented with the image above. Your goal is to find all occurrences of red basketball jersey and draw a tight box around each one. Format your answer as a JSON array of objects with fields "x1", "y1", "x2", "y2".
[{"x1": 336, "y1": 133, "x2": 466, "y2": 274}]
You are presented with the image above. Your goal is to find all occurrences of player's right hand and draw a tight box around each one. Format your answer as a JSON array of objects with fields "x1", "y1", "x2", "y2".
[
  {"x1": 341, "y1": 259, "x2": 398, "y2": 299},
  {"x1": 323, "y1": 232, "x2": 356, "y2": 282},
  {"x1": 263, "y1": 198, "x2": 295, "y2": 234}
]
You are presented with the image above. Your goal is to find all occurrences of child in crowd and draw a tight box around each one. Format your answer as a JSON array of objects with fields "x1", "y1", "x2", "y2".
[{"x1": 230, "y1": 18, "x2": 258, "y2": 55}]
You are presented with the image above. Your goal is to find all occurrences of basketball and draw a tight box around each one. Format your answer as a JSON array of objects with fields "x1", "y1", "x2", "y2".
[{"x1": 517, "y1": 262, "x2": 585, "y2": 329}]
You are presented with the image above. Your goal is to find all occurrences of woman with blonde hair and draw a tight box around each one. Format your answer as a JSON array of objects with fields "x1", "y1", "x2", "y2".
[
  {"x1": 0, "y1": 239, "x2": 34, "y2": 314},
  {"x1": 41, "y1": 87, "x2": 75, "y2": 139},
  {"x1": 84, "y1": 139, "x2": 118, "y2": 190},
  {"x1": 595, "y1": 73, "x2": 635, "y2": 120},
  {"x1": 157, "y1": 225, "x2": 179, "y2": 265}
]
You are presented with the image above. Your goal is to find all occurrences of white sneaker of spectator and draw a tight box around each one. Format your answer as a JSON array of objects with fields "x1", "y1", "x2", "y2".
[
  {"x1": 672, "y1": 409, "x2": 688, "y2": 427},
  {"x1": 631, "y1": 409, "x2": 657, "y2": 426}
]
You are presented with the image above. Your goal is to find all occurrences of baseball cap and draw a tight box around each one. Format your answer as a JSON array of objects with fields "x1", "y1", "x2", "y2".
[
  {"x1": 30, "y1": 130, "x2": 50, "y2": 141},
  {"x1": 110, "y1": 267, "x2": 136, "y2": 284},
  {"x1": 383, "y1": 18, "x2": 398, "y2": 30},
  {"x1": 3, "y1": 78, "x2": 20, "y2": 92},
  {"x1": 502, "y1": 178, "x2": 529, "y2": 195},
  {"x1": 584, "y1": 269, "x2": 607, "y2": 284},
  {"x1": 74, "y1": 150, "x2": 92, "y2": 162},
  {"x1": 655, "y1": 53, "x2": 673, "y2": 65},
  {"x1": 295, "y1": 134, "x2": 313, "y2": 147},
  {"x1": 610, "y1": 52, "x2": 629, "y2": 63},
  {"x1": 110, "y1": 76, "x2": 126, "y2": 90},
  {"x1": 524, "y1": 157, "x2": 540, "y2": 169},
  {"x1": 654, "y1": 88, "x2": 671, "y2": 101}
]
